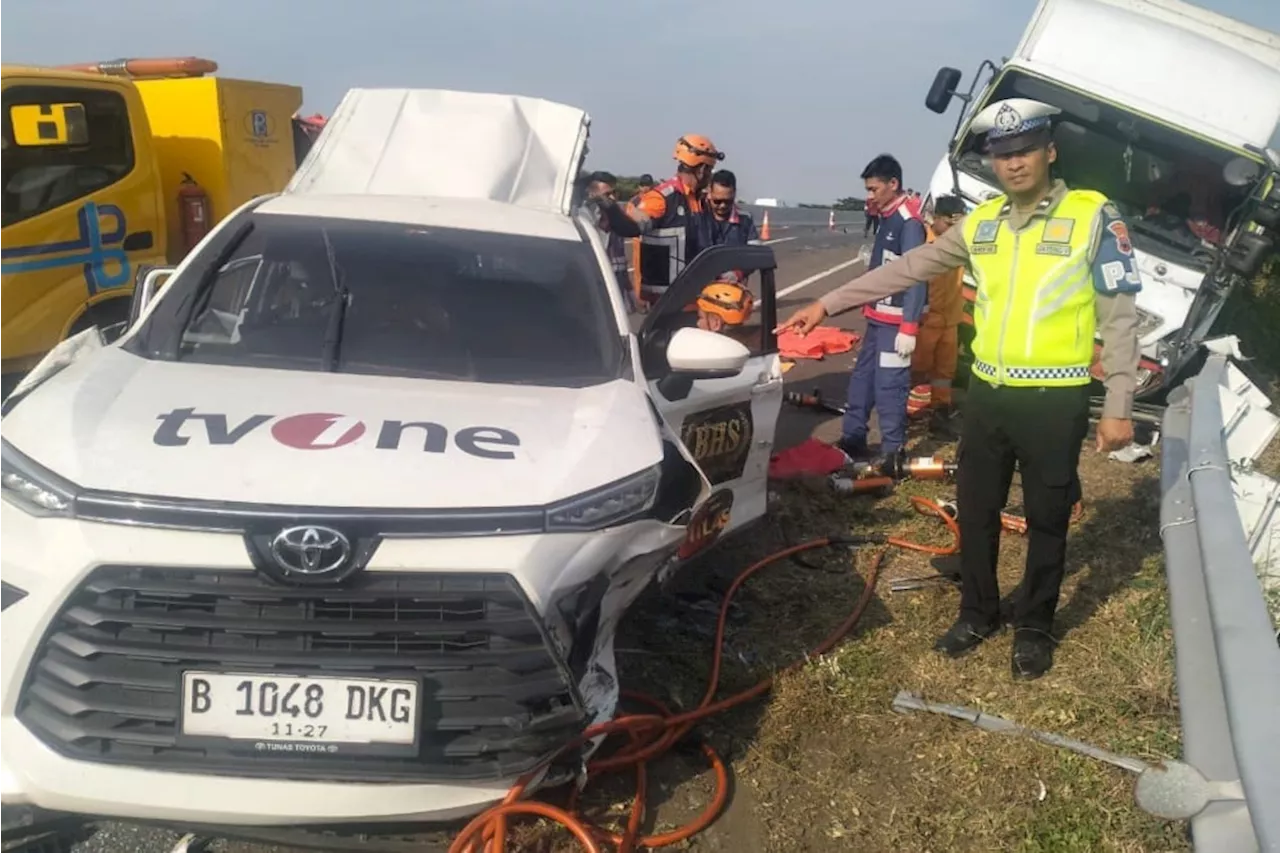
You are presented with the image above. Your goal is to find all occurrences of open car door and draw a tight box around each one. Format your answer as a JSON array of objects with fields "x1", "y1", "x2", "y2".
[{"x1": 639, "y1": 245, "x2": 783, "y2": 556}]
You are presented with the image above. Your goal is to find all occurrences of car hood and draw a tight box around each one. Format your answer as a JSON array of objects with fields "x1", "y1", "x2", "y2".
[{"x1": 1, "y1": 349, "x2": 662, "y2": 509}]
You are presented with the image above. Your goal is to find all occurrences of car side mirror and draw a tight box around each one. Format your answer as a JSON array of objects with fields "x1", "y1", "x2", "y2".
[
  {"x1": 926, "y1": 67, "x2": 963, "y2": 114},
  {"x1": 128, "y1": 265, "x2": 177, "y2": 328},
  {"x1": 666, "y1": 327, "x2": 750, "y2": 378}
]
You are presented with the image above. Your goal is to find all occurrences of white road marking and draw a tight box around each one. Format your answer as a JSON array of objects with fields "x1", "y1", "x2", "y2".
[
  {"x1": 777, "y1": 257, "x2": 864, "y2": 298},
  {"x1": 763, "y1": 236, "x2": 797, "y2": 245}
]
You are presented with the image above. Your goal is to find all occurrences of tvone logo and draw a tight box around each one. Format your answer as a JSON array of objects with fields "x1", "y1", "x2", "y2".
[{"x1": 153, "y1": 409, "x2": 520, "y2": 460}]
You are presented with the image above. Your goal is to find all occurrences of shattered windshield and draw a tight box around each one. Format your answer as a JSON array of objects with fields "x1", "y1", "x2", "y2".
[
  {"x1": 954, "y1": 70, "x2": 1256, "y2": 270},
  {"x1": 136, "y1": 212, "x2": 623, "y2": 387}
]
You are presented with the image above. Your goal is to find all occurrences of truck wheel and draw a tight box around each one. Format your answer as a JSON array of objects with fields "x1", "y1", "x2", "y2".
[{"x1": 68, "y1": 298, "x2": 132, "y2": 344}]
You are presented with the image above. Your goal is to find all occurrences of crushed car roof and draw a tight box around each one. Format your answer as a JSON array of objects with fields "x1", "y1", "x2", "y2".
[
  {"x1": 255, "y1": 193, "x2": 584, "y2": 241},
  {"x1": 285, "y1": 87, "x2": 592, "y2": 216}
]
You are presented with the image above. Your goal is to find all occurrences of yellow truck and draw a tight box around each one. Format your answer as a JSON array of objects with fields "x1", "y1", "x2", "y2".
[{"x1": 1, "y1": 57, "x2": 305, "y2": 395}]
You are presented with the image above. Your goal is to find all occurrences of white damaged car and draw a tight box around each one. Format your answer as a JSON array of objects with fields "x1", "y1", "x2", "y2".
[{"x1": 0, "y1": 89, "x2": 784, "y2": 827}]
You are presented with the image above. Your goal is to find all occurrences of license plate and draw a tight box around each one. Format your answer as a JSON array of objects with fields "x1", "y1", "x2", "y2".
[{"x1": 180, "y1": 671, "x2": 420, "y2": 756}]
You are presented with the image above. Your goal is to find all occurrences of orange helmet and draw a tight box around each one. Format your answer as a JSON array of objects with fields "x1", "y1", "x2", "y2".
[
  {"x1": 697, "y1": 280, "x2": 754, "y2": 326},
  {"x1": 674, "y1": 135, "x2": 724, "y2": 169}
]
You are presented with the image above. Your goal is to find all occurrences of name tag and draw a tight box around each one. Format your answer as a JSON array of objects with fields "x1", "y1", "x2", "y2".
[
  {"x1": 1035, "y1": 243, "x2": 1072, "y2": 256},
  {"x1": 970, "y1": 244, "x2": 999, "y2": 255}
]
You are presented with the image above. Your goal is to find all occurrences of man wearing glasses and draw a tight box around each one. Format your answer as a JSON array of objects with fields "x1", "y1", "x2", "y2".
[
  {"x1": 705, "y1": 170, "x2": 760, "y2": 249},
  {"x1": 584, "y1": 171, "x2": 636, "y2": 310}
]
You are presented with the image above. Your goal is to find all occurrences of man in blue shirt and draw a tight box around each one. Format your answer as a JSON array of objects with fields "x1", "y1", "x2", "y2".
[{"x1": 840, "y1": 154, "x2": 928, "y2": 458}]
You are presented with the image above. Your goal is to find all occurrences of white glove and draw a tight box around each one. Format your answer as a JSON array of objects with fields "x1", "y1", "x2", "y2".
[{"x1": 895, "y1": 332, "x2": 917, "y2": 358}]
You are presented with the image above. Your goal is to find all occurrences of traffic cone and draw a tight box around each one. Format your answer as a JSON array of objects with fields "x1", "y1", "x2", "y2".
[
  {"x1": 828, "y1": 210, "x2": 835, "y2": 231},
  {"x1": 760, "y1": 211, "x2": 771, "y2": 241}
]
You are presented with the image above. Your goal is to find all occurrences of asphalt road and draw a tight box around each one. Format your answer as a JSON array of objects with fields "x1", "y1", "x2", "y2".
[{"x1": 54, "y1": 223, "x2": 875, "y2": 853}]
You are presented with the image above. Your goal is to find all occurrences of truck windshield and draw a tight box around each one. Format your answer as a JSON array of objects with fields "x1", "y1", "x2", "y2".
[
  {"x1": 132, "y1": 212, "x2": 624, "y2": 387},
  {"x1": 954, "y1": 69, "x2": 1256, "y2": 269}
]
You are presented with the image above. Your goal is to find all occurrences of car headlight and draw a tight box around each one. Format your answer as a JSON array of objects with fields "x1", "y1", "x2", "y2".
[
  {"x1": 545, "y1": 465, "x2": 661, "y2": 532},
  {"x1": 0, "y1": 440, "x2": 78, "y2": 517}
]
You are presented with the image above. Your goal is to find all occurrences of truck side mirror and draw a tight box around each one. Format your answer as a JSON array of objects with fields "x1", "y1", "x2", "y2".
[
  {"x1": 926, "y1": 67, "x2": 963, "y2": 114},
  {"x1": 128, "y1": 266, "x2": 177, "y2": 328}
]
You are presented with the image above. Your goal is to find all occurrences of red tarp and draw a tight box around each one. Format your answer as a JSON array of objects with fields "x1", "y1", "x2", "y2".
[
  {"x1": 768, "y1": 438, "x2": 849, "y2": 479},
  {"x1": 778, "y1": 326, "x2": 859, "y2": 360}
]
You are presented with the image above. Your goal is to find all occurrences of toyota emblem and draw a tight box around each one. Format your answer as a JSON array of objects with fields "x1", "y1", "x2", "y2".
[{"x1": 269, "y1": 525, "x2": 352, "y2": 576}]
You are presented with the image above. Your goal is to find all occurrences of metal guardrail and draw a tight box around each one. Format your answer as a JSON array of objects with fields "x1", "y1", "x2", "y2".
[{"x1": 1159, "y1": 352, "x2": 1280, "y2": 853}]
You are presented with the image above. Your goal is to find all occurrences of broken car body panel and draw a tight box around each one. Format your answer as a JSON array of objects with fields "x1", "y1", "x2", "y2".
[{"x1": 285, "y1": 87, "x2": 590, "y2": 216}]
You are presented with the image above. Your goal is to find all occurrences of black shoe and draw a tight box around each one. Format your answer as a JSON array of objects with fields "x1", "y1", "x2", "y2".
[
  {"x1": 836, "y1": 437, "x2": 869, "y2": 460},
  {"x1": 1011, "y1": 630, "x2": 1056, "y2": 680},
  {"x1": 929, "y1": 554, "x2": 963, "y2": 582},
  {"x1": 933, "y1": 619, "x2": 1002, "y2": 658}
]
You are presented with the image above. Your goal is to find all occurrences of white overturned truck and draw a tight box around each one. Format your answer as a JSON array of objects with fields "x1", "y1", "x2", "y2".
[
  {"x1": 0, "y1": 88, "x2": 785, "y2": 830},
  {"x1": 921, "y1": 0, "x2": 1280, "y2": 399}
]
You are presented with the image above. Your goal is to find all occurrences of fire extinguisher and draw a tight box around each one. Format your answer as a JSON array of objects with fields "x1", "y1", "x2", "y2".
[{"x1": 177, "y1": 172, "x2": 212, "y2": 256}]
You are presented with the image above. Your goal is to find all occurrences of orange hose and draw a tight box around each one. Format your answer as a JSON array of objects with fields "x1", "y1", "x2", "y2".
[{"x1": 448, "y1": 501, "x2": 963, "y2": 852}]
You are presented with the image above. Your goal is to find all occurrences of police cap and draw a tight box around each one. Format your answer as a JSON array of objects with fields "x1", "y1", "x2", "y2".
[{"x1": 970, "y1": 98, "x2": 1061, "y2": 155}]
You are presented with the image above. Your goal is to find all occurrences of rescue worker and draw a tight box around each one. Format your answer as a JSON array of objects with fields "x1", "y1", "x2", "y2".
[
  {"x1": 584, "y1": 171, "x2": 636, "y2": 310},
  {"x1": 597, "y1": 136, "x2": 724, "y2": 307},
  {"x1": 906, "y1": 194, "x2": 967, "y2": 427},
  {"x1": 838, "y1": 154, "x2": 928, "y2": 460},
  {"x1": 776, "y1": 98, "x2": 1141, "y2": 680},
  {"x1": 696, "y1": 278, "x2": 756, "y2": 347},
  {"x1": 705, "y1": 170, "x2": 760, "y2": 248}
]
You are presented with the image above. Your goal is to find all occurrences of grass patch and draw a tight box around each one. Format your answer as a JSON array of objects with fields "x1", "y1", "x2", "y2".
[{"x1": 588, "y1": 431, "x2": 1189, "y2": 852}]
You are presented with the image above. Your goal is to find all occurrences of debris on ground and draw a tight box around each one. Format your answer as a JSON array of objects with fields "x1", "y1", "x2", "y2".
[{"x1": 891, "y1": 690, "x2": 1149, "y2": 774}]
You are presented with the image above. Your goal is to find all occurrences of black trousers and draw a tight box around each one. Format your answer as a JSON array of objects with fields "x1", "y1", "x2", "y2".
[{"x1": 956, "y1": 379, "x2": 1089, "y2": 633}]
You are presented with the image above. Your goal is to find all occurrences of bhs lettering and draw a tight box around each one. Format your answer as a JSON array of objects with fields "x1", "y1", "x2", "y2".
[{"x1": 687, "y1": 418, "x2": 744, "y2": 462}]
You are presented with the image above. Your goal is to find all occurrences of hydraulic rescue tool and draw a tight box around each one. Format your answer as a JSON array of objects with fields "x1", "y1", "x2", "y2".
[
  {"x1": 830, "y1": 448, "x2": 958, "y2": 494},
  {"x1": 783, "y1": 387, "x2": 847, "y2": 417}
]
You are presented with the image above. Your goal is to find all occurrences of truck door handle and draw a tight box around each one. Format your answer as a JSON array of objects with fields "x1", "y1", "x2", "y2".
[{"x1": 123, "y1": 230, "x2": 154, "y2": 251}]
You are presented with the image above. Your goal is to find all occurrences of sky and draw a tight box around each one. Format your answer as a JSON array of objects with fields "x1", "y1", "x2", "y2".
[{"x1": 3, "y1": 0, "x2": 1278, "y2": 204}]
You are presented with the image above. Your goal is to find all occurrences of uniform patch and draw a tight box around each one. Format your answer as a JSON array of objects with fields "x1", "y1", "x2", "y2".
[
  {"x1": 1042, "y1": 218, "x2": 1074, "y2": 243},
  {"x1": 973, "y1": 220, "x2": 1001, "y2": 244},
  {"x1": 1107, "y1": 220, "x2": 1133, "y2": 255},
  {"x1": 970, "y1": 244, "x2": 999, "y2": 255},
  {"x1": 1036, "y1": 243, "x2": 1072, "y2": 256}
]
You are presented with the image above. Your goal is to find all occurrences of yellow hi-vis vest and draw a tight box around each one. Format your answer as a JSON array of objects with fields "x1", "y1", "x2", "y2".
[{"x1": 963, "y1": 188, "x2": 1107, "y2": 388}]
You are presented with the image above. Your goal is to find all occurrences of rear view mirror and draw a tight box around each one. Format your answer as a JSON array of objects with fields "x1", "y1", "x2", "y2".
[
  {"x1": 9, "y1": 102, "x2": 89, "y2": 147},
  {"x1": 128, "y1": 266, "x2": 177, "y2": 328},
  {"x1": 926, "y1": 67, "x2": 963, "y2": 114},
  {"x1": 666, "y1": 327, "x2": 750, "y2": 378}
]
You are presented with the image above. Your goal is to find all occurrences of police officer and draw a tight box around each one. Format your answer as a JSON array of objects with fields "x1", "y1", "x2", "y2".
[
  {"x1": 777, "y1": 98, "x2": 1141, "y2": 680},
  {"x1": 597, "y1": 135, "x2": 724, "y2": 306}
]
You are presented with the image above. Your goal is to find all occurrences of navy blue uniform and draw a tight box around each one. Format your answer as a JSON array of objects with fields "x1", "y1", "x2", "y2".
[{"x1": 842, "y1": 195, "x2": 928, "y2": 456}]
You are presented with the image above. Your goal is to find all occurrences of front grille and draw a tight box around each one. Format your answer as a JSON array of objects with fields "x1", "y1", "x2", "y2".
[{"x1": 17, "y1": 567, "x2": 586, "y2": 783}]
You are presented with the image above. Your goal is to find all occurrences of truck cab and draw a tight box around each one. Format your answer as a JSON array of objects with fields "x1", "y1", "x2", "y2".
[
  {"x1": 1, "y1": 59, "x2": 304, "y2": 398},
  {"x1": 1, "y1": 66, "x2": 167, "y2": 393},
  {"x1": 921, "y1": 0, "x2": 1280, "y2": 397}
]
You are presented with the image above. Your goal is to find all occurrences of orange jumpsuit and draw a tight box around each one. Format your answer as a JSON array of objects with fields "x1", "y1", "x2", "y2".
[{"x1": 908, "y1": 226, "x2": 966, "y2": 411}]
